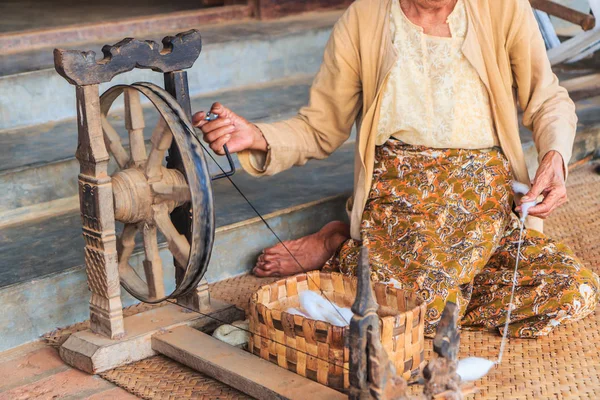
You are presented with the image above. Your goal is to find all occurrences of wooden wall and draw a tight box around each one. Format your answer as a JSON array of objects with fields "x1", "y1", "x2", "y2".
[{"x1": 251, "y1": 0, "x2": 354, "y2": 19}]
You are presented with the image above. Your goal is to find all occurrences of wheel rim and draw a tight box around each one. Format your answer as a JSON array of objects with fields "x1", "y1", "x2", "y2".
[{"x1": 99, "y1": 82, "x2": 214, "y2": 303}]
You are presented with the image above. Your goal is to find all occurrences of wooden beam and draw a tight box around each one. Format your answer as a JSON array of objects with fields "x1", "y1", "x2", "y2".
[
  {"x1": 561, "y1": 73, "x2": 600, "y2": 101},
  {"x1": 548, "y1": 29, "x2": 600, "y2": 65},
  {"x1": 152, "y1": 326, "x2": 346, "y2": 400},
  {"x1": 530, "y1": 0, "x2": 595, "y2": 31},
  {"x1": 256, "y1": 0, "x2": 352, "y2": 19},
  {"x1": 55, "y1": 30, "x2": 203, "y2": 86}
]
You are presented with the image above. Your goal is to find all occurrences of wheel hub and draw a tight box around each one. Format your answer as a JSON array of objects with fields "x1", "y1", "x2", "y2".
[{"x1": 112, "y1": 166, "x2": 188, "y2": 224}]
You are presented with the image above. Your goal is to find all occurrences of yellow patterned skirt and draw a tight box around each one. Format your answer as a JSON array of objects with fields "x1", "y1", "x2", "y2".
[{"x1": 325, "y1": 140, "x2": 599, "y2": 338}]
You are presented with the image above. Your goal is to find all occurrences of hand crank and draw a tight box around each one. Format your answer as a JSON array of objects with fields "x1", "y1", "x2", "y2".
[{"x1": 203, "y1": 112, "x2": 236, "y2": 180}]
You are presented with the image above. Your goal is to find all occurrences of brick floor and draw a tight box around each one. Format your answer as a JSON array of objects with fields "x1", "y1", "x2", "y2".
[{"x1": 0, "y1": 342, "x2": 138, "y2": 400}]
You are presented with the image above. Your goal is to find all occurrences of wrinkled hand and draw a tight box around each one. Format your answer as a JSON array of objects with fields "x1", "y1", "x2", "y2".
[
  {"x1": 517, "y1": 150, "x2": 567, "y2": 219},
  {"x1": 192, "y1": 102, "x2": 267, "y2": 155}
]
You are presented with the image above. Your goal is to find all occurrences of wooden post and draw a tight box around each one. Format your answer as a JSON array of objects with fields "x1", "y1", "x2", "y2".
[
  {"x1": 422, "y1": 303, "x2": 462, "y2": 400},
  {"x1": 165, "y1": 70, "x2": 212, "y2": 312},
  {"x1": 349, "y1": 247, "x2": 409, "y2": 400},
  {"x1": 75, "y1": 84, "x2": 125, "y2": 339}
]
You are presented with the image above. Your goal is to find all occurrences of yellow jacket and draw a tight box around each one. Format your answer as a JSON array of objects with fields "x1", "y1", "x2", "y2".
[{"x1": 239, "y1": 0, "x2": 577, "y2": 240}]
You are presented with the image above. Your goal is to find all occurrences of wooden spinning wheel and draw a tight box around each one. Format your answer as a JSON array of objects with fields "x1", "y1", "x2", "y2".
[{"x1": 99, "y1": 82, "x2": 214, "y2": 303}]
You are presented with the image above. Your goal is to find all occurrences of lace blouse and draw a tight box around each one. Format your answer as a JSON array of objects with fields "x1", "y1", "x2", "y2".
[{"x1": 377, "y1": 0, "x2": 498, "y2": 148}]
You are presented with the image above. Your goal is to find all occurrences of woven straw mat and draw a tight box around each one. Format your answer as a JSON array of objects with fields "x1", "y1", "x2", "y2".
[{"x1": 101, "y1": 162, "x2": 599, "y2": 399}]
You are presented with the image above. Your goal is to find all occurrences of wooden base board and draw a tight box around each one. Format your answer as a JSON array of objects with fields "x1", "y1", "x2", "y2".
[
  {"x1": 152, "y1": 325, "x2": 346, "y2": 400},
  {"x1": 60, "y1": 300, "x2": 243, "y2": 374}
]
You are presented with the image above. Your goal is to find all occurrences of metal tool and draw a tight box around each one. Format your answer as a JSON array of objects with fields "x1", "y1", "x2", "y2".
[{"x1": 202, "y1": 112, "x2": 236, "y2": 180}]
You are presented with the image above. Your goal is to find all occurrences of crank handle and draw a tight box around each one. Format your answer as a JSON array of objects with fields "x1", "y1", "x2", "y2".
[{"x1": 204, "y1": 112, "x2": 236, "y2": 180}]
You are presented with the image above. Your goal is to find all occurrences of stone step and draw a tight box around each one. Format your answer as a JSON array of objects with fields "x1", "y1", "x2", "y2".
[
  {"x1": 0, "y1": 140, "x2": 354, "y2": 289},
  {"x1": 0, "y1": 10, "x2": 340, "y2": 130},
  {"x1": 0, "y1": 76, "x2": 314, "y2": 227},
  {"x1": 0, "y1": 141, "x2": 354, "y2": 351}
]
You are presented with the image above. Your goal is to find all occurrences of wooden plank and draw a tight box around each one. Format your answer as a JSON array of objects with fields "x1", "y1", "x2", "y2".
[
  {"x1": 152, "y1": 326, "x2": 346, "y2": 400},
  {"x1": 535, "y1": 10, "x2": 561, "y2": 49},
  {"x1": 548, "y1": 28, "x2": 600, "y2": 65},
  {"x1": 562, "y1": 73, "x2": 600, "y2": 92},
  {"x1": 256, "y1": 0, "x2": 352, "y2": 19},
  {"x1": 561, "y1": 73, "x2": 600, "y2": 101}
]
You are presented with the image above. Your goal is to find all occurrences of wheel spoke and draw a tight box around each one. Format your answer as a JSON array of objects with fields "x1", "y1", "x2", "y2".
[
  {"x1": 124, "y1": 89, "x2": 147, "y2": 167},
  {"x1": 146, "y1": 118, "x2": 172, "y2": 180},
  {"x1": 151, "y1": 182, "x2": 191, "y2": 203},
  {"x1": 142, "y1": 223, "x2": 166, "y2": 298},
  {"x1": 153, "y1": 204, "x2": 190, "y2": 269},
  {"x1": 117, "y1": 223, "x2": 138, "y2": 273},
  {"x1": 101, "y1": 116, "x2": 130, "y2": 169}
]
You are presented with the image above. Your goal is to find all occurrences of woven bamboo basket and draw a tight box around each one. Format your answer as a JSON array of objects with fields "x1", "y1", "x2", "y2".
[{"x1": 248, "y1": 271, "x2": 426, "y2": 391}]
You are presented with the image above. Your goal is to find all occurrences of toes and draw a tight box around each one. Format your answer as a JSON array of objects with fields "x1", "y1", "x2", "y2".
[
  {"x1": 253, "y1": 266, "x2": 280, "y2": 277},
  {"x1": 262, "y1": 253, "x2": 281, "y2": 263},
  {"x1": 252, "y1": 266, "x2": 267, "y2": 276}
]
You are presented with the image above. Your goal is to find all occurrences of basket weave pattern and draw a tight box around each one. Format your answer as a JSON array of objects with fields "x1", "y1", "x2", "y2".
[{"x1": 248, "y1": 271, "x2": 426, "y2": 390}]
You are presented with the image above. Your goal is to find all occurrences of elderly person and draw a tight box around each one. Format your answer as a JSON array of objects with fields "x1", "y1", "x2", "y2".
[{"x1": 193, "y1": 0, "x2": 599, "y2": 338}]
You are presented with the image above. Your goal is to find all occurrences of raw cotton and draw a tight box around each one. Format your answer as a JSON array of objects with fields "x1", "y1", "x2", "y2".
[
  {"x1": 212, "y1": 320, "x2": 250, "y2": 347},
  {"x1": 286, "y1": 290, "x2": 353, "y2": 327}
]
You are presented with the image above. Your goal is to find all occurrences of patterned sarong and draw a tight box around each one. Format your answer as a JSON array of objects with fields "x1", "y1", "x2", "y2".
[{"x1": 325, "y1": 140, "x2": 599, "y2": 338}]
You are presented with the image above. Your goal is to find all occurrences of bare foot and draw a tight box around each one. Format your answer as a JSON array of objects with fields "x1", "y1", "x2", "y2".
[{"x1": 253, "y1": 221, "x2": 350, "y2": 277}]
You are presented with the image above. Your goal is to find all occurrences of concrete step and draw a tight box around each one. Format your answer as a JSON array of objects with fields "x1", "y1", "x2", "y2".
[
  {"x1": 0, "y1": 140, "x2": 354, "y2": 289},
  {"x1": 0, "y1": 141, "x2": 354, "y2": 351},
  {"x1": 0, "y1": 76, "x2": 314, "y2": 228},
  {"x1": 0, "y1": 10, "x2": 340, "y2": 130}
]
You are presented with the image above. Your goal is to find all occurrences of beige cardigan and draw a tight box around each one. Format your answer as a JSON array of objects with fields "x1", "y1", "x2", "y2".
[{"x1": 238, "y1": 0, "x2": 577, "y2": 240}]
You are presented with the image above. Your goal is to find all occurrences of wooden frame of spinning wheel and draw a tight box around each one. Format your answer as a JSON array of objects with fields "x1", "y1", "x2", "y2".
[{"x1": 53, "y1": 30, "x2": 242, "y2": 374}]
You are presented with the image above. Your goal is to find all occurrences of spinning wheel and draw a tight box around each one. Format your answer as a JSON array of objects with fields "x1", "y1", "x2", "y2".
[
  {"x1": 99, "y1": 82, "x2": 214, "y2": 303},
  {"x1": 53, "y1": 29, "x2": 235, "y2": 338}
]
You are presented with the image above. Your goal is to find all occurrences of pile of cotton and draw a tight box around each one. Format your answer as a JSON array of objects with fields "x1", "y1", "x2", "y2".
[{"x1": 286, "y1": 290, "x2": 353, "y2": 327}]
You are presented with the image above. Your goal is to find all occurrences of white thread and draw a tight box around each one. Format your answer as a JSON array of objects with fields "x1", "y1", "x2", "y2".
[{"x1": 497, "y1": 218, "x2": 524, "y2": 364}]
